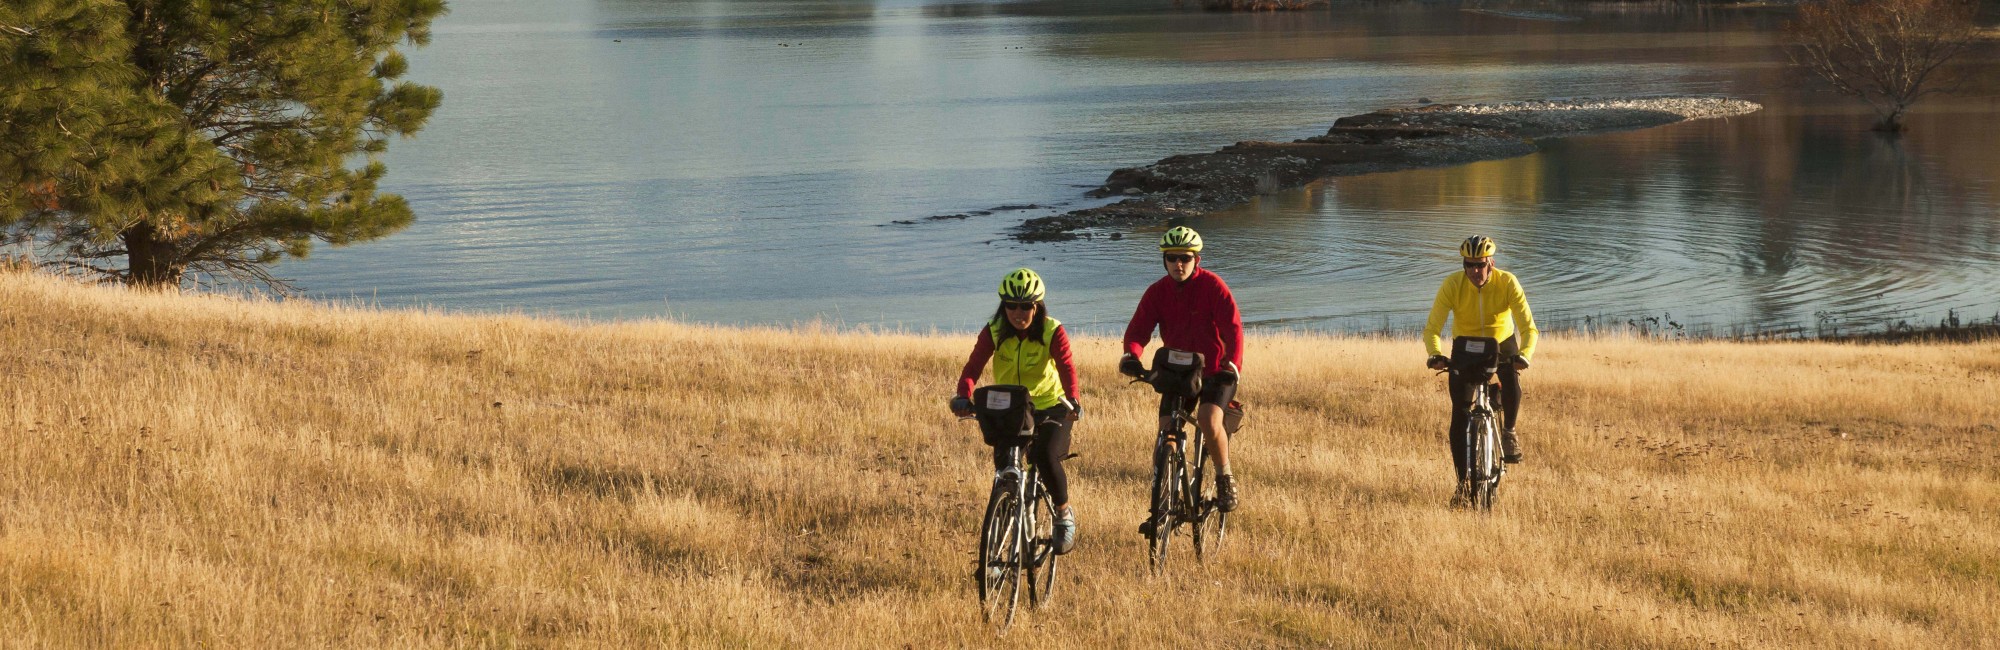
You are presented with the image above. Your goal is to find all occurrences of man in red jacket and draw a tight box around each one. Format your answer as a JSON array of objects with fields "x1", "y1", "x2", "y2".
[{"x1": 1120, "y1": 226, "x2": 1246, "y2": 526}]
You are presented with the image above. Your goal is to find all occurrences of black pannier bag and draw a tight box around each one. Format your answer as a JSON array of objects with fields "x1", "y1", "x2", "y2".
[
  {"x1": 972, "y1": 384, "x2": 1035, "y2": 446},
  {"x1": 1450, "y1": 336, "x2": 1502, "y2": 382},
  {"x1": 1149, "y1": 347, "x2": 1205, "y2": 397}
]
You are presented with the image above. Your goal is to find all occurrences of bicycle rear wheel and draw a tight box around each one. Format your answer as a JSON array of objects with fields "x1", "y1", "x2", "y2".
[
  {"x1": 1192, "y1": 448, "x2": 1228, "y2": 562},
  {"x1": 977, "y1": 482, "x2": 1023, "y2": 627},
  {"x1": 1027, "y1": 485, "x2": 1058, "y2": 608}
]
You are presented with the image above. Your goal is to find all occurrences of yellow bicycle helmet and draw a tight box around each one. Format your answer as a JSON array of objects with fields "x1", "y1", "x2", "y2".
[
  {"x1": 1159, "y1": 226, "x2": 1204, "y2": 253},
  {"x1": 998, "y1": 268, "x2": 1046, "y2": 302},
  {"x1": 1459, "y1": 235, "x2": 1497, "y2": 259}
]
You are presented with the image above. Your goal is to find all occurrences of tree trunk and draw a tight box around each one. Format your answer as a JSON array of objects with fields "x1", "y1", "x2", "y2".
[
  {"x1": 121, "y1": 221, "x2": 185, "y2": 289},
  {"x1": 1873, "y1": 107, "x2": 1908, "y2": 132}
]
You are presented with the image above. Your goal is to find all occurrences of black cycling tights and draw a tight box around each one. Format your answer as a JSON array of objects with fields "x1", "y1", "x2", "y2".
[
  {"x1": 992, "y1": 408, "x2": 1074, "y2": 507},
  {"x1": 1448, "y1": 361, "x2": 1520, "y2": 478}
]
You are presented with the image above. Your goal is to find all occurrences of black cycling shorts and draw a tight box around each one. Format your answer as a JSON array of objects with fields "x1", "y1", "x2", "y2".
[{"x1": 1159, "y1": 371, "x2": 1238, "y2": 417}]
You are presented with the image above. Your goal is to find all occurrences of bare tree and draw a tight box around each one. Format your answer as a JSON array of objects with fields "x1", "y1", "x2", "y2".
[
  {"x1": 1174, "y1": 0, "x2": 1326, "y2": 11},
  {"x1": 1783, "y1": 0, "x2": 1982, "y2": 132}
]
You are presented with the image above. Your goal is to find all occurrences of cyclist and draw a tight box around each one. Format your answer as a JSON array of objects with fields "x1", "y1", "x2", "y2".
[
  {"x1": 951, "y1": 268, "x2": 1081, "y2": 555},
  {"x1": 1119, "y1": 226, "x2": 1245, "y2": 535},
  {"x1": 1423, "y1": 235, "x2": 1539, "y2": 487}
]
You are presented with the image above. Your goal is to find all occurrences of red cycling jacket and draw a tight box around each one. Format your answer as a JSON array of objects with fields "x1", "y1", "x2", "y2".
[{"x1": 1122, "y1": 267, "x2": 1244, "y2": 375}]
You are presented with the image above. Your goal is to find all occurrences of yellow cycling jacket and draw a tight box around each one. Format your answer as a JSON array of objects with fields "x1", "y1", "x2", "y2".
[
  {"x1": 1423, "y1": 269, "x2": 1539, "y2": 361},
  {"x1": 988, "y1": 317, "x2": 1068, "y2": 410}
]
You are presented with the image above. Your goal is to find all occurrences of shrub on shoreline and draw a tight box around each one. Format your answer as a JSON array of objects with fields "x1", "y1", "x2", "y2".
[{"x1": 1178, "y1": 0, "x2": 1328, "y2": 12}]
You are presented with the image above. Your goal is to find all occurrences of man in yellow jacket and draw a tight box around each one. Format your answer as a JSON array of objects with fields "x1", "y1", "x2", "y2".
[{"x1": 1423, "y1": 235, "x2": 1538, "y2": 466}]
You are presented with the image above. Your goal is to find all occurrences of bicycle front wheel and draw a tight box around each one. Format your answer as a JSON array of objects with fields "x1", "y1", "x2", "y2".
[
  {"x1": 1147, "y1": 446, "x2": 1180, "y2": 576},
  {"x1": 1472, "y1": 414, "x2": 1498, "y2": 511},
  {"x1": 977, "y1": 482, "x2": 1023, "y2": 627}
]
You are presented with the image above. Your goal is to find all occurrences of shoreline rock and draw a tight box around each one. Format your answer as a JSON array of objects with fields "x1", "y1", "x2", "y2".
[{"x1": 1014, "y1": 96, "x2": 1761, "y2": 242}]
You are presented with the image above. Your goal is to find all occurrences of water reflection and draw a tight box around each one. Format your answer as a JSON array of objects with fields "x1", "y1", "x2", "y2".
[
  {"x1": 1209, "y1": 98, "x2": 2000, "y2": 332},
  {"x1": 280, "y1": 0, "x2": 2000, "y2": 335}
]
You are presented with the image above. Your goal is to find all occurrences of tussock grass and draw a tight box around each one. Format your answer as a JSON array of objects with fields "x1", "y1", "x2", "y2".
[{"x1": 1, "y1": 272, "x2": 1995, "y2": 647}]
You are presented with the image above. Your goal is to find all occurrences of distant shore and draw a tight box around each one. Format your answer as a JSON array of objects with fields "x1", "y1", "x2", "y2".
[{"x1": 1016, "y1": 96, "x2": 1762, "y2": 241}]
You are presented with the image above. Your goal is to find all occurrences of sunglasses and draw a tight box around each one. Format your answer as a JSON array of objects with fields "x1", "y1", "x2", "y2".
[
  {"x1": 1162, "y1": 253, "x2": 1196, "y2": 264},
  {"x1": 1003, "y1": 301, "x2": 1037, "y2": 312},
  {"x1": 1462, "y1": 260, "x2": 1491, "y2": 270}
]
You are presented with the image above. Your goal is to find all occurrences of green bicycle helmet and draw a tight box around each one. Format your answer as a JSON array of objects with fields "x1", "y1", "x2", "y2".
[
  {"x1": 1459, "y1": 235, "x2": 1497, "y2": 259},
  {"x1": 1159, "y1": 226, "x2": 1204, "y2": 253},
  {"x1": 998, "y1": 268, "x2": 1046, "y2": 302}
]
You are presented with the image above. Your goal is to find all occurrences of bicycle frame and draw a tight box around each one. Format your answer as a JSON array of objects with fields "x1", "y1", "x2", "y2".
[
  {"x1": 1146, "y1": 391, "x2": 1226, "y2": 574},
  {"x1": 1161, "y1": 396, "x2": 1210, "y2": 519}
]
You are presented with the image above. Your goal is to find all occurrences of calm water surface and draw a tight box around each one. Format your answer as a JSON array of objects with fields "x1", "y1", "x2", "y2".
[{"x1": 285, "y1": 0, "x2": 2000, "y2": 335}]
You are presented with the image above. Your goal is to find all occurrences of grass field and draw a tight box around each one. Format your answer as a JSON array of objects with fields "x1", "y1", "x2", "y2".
[{"x1": 1, "y1": 271, "x2": 1995, "y2": 648}]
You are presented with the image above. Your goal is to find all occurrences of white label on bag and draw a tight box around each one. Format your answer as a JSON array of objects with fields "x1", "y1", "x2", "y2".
[
  {"x1": 1168, "y1": 350, "x2": 1194, "y2": 365},
  {"x1": 985, "y1": 392, "x2": 1012, "y2": 410},
  {"x1": 1464, "y1": 340, "x2": 1487, "y2": 353}
]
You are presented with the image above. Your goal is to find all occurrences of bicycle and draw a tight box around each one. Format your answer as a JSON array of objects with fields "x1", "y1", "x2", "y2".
[
  {"x1": 1127, "y1": 348, "x2": 1231, "y2": 576},
  {"x1": 963, "y1": 385, "x2": 1064, "y2": 632},
  {"x1": 1439, "y1": 337, "x2": 1508, "y2": 511}
]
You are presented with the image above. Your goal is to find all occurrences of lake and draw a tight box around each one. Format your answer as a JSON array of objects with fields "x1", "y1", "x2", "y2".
[{"x1": 285, "y1": 0, "x2": 2000, "y2": 336}]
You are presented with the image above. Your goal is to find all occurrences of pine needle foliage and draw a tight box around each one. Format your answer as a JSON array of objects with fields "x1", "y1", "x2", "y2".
[{"x1": 0, "y1": 0, "x2": 446, "y2": 290}]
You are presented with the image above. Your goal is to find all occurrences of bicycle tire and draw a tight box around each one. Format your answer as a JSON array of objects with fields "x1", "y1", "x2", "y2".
[
  {"x1": 1000, "y1": 488, "x2": 1026, "y2": 632},
  {"x1": 1027, "y1": 484, "x2": 1058, "y2": 608},
  {"x1": 1488, "y1": 384, "x2": 1507, "y2": 497},
  {"x1": 1192, "y1": 443, "x2": 1227, "y2": 562},
  {"x1": 977, "y1": 481, "x2": 1023, "y2": 628},
  {"x1": 1472, "y1": 413, "x2": 1498, "y2": 511},
  {"x1": 1147, "y1": 442, "x2": 1178, "y2": 576},
  {"x1": 1486, "y1": 415, "x2": 1503, "y2": 510}
]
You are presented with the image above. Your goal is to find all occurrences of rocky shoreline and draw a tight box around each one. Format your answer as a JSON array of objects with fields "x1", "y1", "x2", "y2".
[{"x1": 1014, "y1": 97, "x2": 1762, "y2": 242}]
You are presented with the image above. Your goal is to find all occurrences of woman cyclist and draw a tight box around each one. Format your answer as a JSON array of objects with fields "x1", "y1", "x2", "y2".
[{"x1": 951, "y1": 268, "x2": 1081, "y2": 554}]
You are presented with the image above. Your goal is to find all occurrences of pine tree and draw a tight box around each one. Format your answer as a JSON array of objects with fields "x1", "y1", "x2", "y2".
[{"x1": 1, "y1": 0, "x2": 445, "y2": 289}]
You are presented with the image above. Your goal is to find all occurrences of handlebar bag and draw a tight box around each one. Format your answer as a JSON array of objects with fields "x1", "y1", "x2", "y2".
[
  {"x1": 973, "y1": 384, "x2": 1035, "y2": 446},
  {"x1": 1149, "y1": 347, "x2": 1205, "y2": 397},
  {"x1": 1450, "y1": 336, "x2": 1502, "y2": 381}
]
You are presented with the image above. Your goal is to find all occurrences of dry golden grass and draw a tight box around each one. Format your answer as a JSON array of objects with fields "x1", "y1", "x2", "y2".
[{"x1": 1, "y1": 271, "x2": 1996, "y2": 648}]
